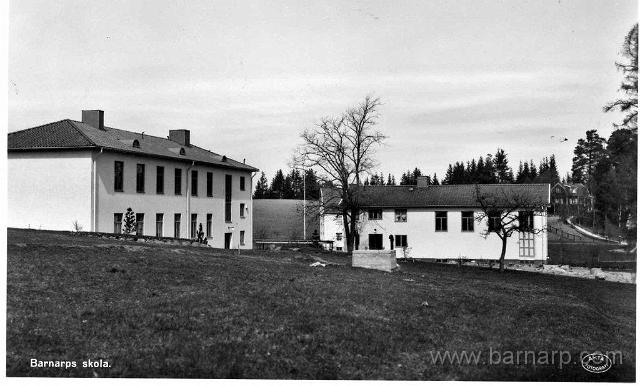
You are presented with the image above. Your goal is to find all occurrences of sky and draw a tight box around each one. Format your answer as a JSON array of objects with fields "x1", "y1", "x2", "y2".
[{"x1": 8, "y1": 0, "x2": 638, "y2": 182}]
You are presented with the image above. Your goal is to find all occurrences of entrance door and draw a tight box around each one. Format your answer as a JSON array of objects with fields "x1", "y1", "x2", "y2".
[
  {"x1": 368, "y1": 234, "x2": 383, "y2": 250},
  {"x1": 224, "y1": 232, "x2": 232, "y2": 249}
]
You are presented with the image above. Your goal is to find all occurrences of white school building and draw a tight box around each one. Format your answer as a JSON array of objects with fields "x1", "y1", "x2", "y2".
[
  {"x1": 319, "y1": 180, "x2": 550, "y2": 263},
  {"x1": 8, "y1": 110, "x2": 258, "y2": 249}
]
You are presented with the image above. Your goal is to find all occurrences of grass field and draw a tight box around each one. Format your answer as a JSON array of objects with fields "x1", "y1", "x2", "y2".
[{"x1": 6, "y1": 229, "x2": 636, "y2": 380}]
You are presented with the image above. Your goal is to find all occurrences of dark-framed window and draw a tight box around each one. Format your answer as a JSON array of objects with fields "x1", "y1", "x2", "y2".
[
  {"x1": 174, "y1": 168, "x2": 182, "y2": 195},
  {"x1": 435, "y1": 211, "x2": 448, "y2": 231},
  {"x1": 395, "y1": 209, "x2": 407, "y2": 222},
  {"x1": 206, "y1": 213, "x2": 212, "y2": 238},
  {"x1": 240, "y1": 176, "x2": 246, "y2": 191},
  {"x1": 113, "y1": 213, "x2": 123, "y2": 234},
  {"x1": 156, "y1": 166, "x2": 164, "y2": 194},
  {"x1": 395, "y1": 234, "x2": 408, "y2": 247},
  {"x1": 155, "y1": 213, "x2": 163, "y2": 237},
  {"x1": 519, "y1": 231, "x2": 535, "y2": 257},
  {"x1": 135, "y1": 213, "x2": 144, "y2": 235},
  {"x1": 191, "y1": 213, "x2": 197, "y2": 238},
  {"x1": 461, "y1": 211, "x2": 474, "y2": 232},
  {"x1": 240, "y1": 203, "x2": 246, "y2": 218},
  {"x1": 336, "y1": 232, "x2": 343, "y2": 241},
  {"x1": 240, "y1": 230, "x2": 245, "y2": 245},
  {"x1": 207, "y1": 172, "x2": 213, "y2": 197},
  {"x1": 174, "y1": 213, "x2": 181, "y2": 238},
  {"x1": 225, "y1": 174, "x2": 232, "y2": 222},
  {"x1": 114, "y1": 161, "x2": 124, "y2": 192},
  {"x1": 488, "y1": 210, "x2": 502, "y2": 232},
  {"x1": 136, "y1": 164, "x2": 145, "y2": 193},
  {"x1": 191, "y1": 170, "x2": 198, "y2": 196},
  {"x1": 368, "y1": 209, "x2": 383, "y2": 220},
  {"x1": 518, "y1": 211, "x2": 535, "y2": 231}
]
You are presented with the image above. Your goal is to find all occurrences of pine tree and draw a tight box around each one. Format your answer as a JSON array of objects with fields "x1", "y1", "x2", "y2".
[
  {"x1": 432, "y1": 173, "x2": 440, "y2": 185},
  {"x1": 123, "y1": 208, "x2": 136, "y2": 234},
  {"x1": 253, "y1": 172, "x2": 269, "y2": 199},
  {"x1": 571, "y1": 129, "x2": 607, "y2": 184},
  {"x1": 270, "y1": 169, "x2": 286, "y2": 198},
  {"x1": 494, "y1": 148, "x2": 513, "y2": 183}
]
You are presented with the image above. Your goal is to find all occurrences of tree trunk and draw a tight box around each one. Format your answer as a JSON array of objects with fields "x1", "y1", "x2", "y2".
[
  {"x1": 348, "y1": 207, "x2": 359, "y2": 252},
  {"x1": 342, "y1": 209, "x2": 352, "y2": 252},
  {"x1": 499, "y1": 236, "x2": 508, "y2": 273}
]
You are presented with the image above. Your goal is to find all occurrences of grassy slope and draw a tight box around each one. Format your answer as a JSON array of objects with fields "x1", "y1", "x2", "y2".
[{"x1": 6, "y1": 229, "x2": 636, "y2": 380}]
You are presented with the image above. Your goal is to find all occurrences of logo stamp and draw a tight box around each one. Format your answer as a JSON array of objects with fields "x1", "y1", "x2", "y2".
[{"x1": 581, "y1": 352, "x2": 613, "y2": 374}]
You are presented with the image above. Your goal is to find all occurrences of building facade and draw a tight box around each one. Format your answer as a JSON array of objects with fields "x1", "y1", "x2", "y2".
[
  {"x1": 320, "y1": 182, "x2": 550, "y2": 262},
  {"x1": 8, "y1": 110, "x2": 258, "y2": 249},
  {"x1": 550, "y1": 183, "x2": 592, "y2": 217}
]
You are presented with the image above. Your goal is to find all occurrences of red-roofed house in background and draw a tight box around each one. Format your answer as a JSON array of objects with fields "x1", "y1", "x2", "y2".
[
  {"x1": 8, "y1": 110, "x2": 258, "y2": 249},
  {"x1": 320, "y1": 177, "x2": 551, "y2": 263}
]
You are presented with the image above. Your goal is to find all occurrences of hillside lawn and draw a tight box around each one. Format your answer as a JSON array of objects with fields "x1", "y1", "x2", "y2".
[{"x1": 6, "y1": 228, "x2": 636, "y2": 380}]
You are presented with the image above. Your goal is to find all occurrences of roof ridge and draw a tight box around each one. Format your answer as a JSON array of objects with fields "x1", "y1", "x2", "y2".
[
  {"x1": 67, "y1": 120, "x2": 99, "y2": 147},
  {"x1": 8, "y1": 119, "x2": 72, "y2": 135}
]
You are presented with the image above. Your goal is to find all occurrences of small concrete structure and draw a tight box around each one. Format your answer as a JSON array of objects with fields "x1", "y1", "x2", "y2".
[{"x1": 352, "y1": 250, "x2": 398, "y2": 272}]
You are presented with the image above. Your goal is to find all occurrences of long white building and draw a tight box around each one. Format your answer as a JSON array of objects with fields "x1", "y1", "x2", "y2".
[
  {"x1": 8, "y1": 110, "x2": 258, "y2": 249},
  {"x1": 320, "y1": 179, "x2": 550, "y2": 263}
]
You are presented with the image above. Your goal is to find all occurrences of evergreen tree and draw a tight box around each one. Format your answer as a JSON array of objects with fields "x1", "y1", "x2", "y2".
[
  {"x1": 304, "y1": 169, "x2": 321, "y2": 199},
  {"x1": 386, "y1": 173, "x2": 394, "y2": 186},
  {"x1": 571, "y1": 129, "x2": 607, "y2": 184},
  {"x1": 604, "y1": 24, "x2": 638, "y2": 131},
  {"x1": 123, "y1": 208, "x2": 136, "y2": 234},
  {"x1": 494, "y1": 148, "x2": 513, "y2": 183},
  {"x1": 270, "y1": 169, "x2": 286, "y2": 198},
  {"x1": 432, "y1": 173, "x2": 440, "y2": 185},
  {"x1": 253, "y1": 172, "x2": 269, "y2": 199}
]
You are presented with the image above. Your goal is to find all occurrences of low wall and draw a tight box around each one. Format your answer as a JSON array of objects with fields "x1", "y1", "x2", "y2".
[{"x1": 352, "y1": 250, "x2": 398, "y2": 272}]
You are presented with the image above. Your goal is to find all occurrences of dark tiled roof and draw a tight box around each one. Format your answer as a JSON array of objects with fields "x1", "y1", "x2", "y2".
[
  {"x1": 321, "y1": 184, "x2": 550, "y2": 211},
  {"x1": 8, "y1": 119, "x2": 258, "y2": 172}
]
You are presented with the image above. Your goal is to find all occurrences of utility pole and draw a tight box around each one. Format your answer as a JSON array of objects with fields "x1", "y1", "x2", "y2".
[{"x1": 303, "y1": 169, "x2": 306, "y2": 240}]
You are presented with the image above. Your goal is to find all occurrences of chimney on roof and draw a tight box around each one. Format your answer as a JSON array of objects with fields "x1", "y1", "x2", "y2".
[
  {"x1": 82, "y1": 110, "x2": 104, "y2": 130},
  {"x1": 416, "y1": 176, "x2": 430, "y2": 187},
  {"x1": 169, "y1": 129, "x2": 190, "y2": 146}
]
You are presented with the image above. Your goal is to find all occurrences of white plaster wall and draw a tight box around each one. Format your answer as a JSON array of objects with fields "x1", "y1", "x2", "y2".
[
  {"x1": 348, "y1": 208, "x2": 547, "y2": 261},
  {"x1": 8, "y1": 151, "x2": 93, "y2": 231},
  {"x1": 95, "y1": 151, "x2": 253, "y2": 249},
  {"x1": 320, "y1": 213, "x2": 347, "y2": 251}
]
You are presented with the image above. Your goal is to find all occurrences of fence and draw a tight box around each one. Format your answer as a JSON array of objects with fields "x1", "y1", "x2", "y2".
[{"x1": 548, "y1": 240, "x2": 636, "y2": 270}]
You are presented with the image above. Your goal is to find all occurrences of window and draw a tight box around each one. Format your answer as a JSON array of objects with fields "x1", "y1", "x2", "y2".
[
  {"x1": 113, "y1": 213, "x2": 123, "y2": 234},
  {"x1": 518, "y1": 211, "x2": 534, "y2": 231},
  {"x1": 435, "y1": 211, "x2": 448, "y2": 231},
  {"x1": 191, "y1": 214, "x2": 197, "y2": 238},
  {"x1": 135, "y1": 213, "x2": 144, "y2": 235},
  {"x1": 240, "y1": 203, "x2": 246, "y2": 218},
  {"x1": 368, "y1": 209, "x2": 383, "y2": 220},
  {"x1": 394, "y1": 209, "x2": 407, "y2": 222},
  {"x1": 191, "y1": 170, "x2": 198, "y2": 196},
  {"x1": 207, "y1": 172, "x2": 213, "y2": 197},
  {"x1": 179, "y1": 147, "x2": 186, "y2": 156},
  {"x1": 136, "y1": 164, "x2": 145, "y2": 193},
  {"x1": 174, "y1": 168, "x2": 182, "y2": 195},
  {"x1": 240, "y1": 176, "x2": 246, "y2": 191},
  {"x1": 488, "y1": 210, "x2": 502, "y2": 232},
  {"x1": 461, "y1": 211, "x2": 474, "y2": 232},
  {"x1": 206, "y1": 213, "x2": 212, "y2": 238},
  {"x1": 519, "y1": 231, "x2": 535, "y2": 257},
  {"x1": 132, "y1": 139, "x2": 140, "y2": 148},
  {"x1": 114, "y1": 161, "x2": 124, "y2": 192},
  {"x1": 395, "y1": 234, "x2": 408, "y2": 248},
  {"x1": 155, "y1": 213, "x2": 163, "y2": 237},
  {"x1": 240, "y1": 230, "x2": 245, "y2": 246},
  {"x1": 174, "y1": 214, "x2": 181, "y2": 238},
  {"x1": 336, "y1": 232, "x2": 343, "y2": 241},
  {"x1": 156, "y1": 166, "x2": 164, "y2": 194},
  {"x1": 225, "y1": 174, "x2": 232, "y2": 222}
]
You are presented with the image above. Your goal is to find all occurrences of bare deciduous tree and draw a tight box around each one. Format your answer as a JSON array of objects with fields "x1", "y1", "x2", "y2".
[
  {"x1": 474, "y1": 185, "x2": 548, "y2": 272},
  {"x1": 295, "y1": 96, "x2": 385, "y2": 252}
]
